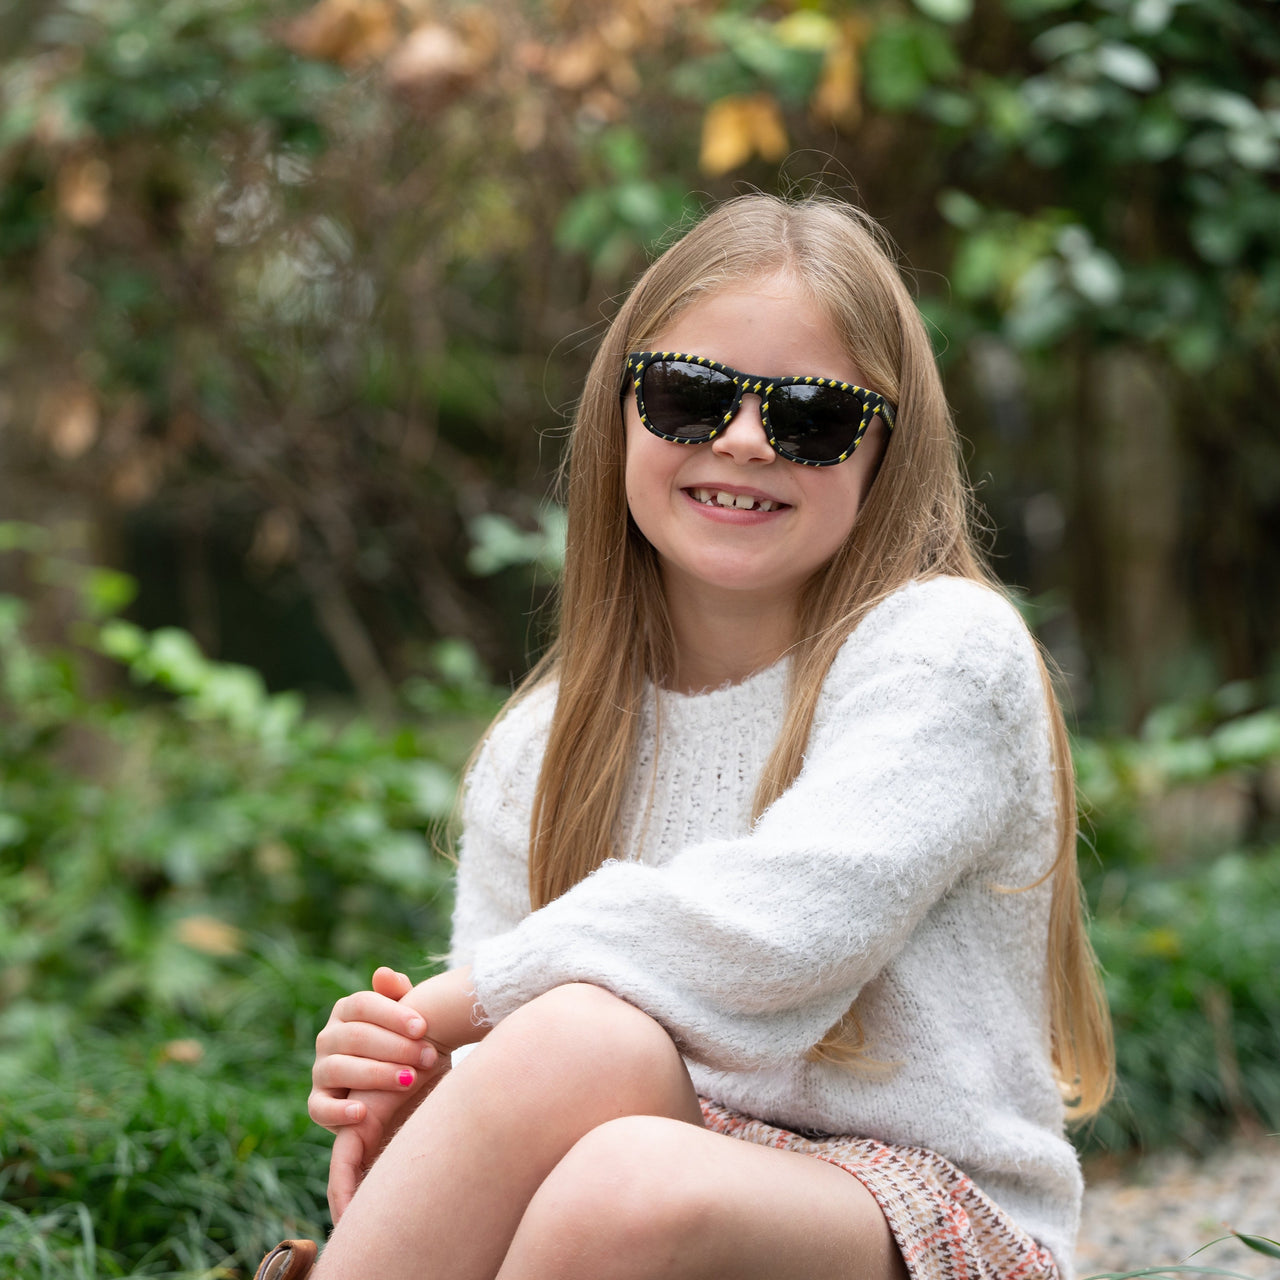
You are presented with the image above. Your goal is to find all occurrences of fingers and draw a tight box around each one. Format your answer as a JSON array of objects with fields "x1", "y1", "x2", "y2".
[
  {"x1": 313, "y1": 1052, "x2": 425, "y2": 1093},
  {"x1": 327, "y1": 989, "x2": 428, "y2": 1042},
  {"x1": 316, "y1": 1018, "x2": 437, "y2": 1076},
  {"x1": 311, "y1": 1051, "x2": 424, "y2": 1116},
  {"x1": 312, "y1": 972, "x2": 433, "y2": 1138},
  {"x1": 309, "y1": 1087, "x2": 365, "y2": 1132},
  {"x1": 328, "y1": 1125, "x2": 366, "y2": 1224},
  {"x1": 371, "y1": 966, "x2": 413, "y2": 1000}
]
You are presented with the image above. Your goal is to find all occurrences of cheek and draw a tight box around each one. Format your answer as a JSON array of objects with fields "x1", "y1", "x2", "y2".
[
  {"x1": 804, "y1": 474, "x2": 868, "y2": 561},
  {"x1": 624, "y1": 417, "x2": 681, "y2": 516}
]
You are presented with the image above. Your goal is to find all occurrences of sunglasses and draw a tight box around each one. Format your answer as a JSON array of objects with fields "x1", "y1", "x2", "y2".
[{"x1": 623, "y1": 351, "x2": 895, "y2": 467}]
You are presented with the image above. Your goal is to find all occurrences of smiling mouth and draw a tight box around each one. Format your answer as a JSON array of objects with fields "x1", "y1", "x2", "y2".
[{"x1": 687, "y1": 487, "x2": 788, "y2": 513}]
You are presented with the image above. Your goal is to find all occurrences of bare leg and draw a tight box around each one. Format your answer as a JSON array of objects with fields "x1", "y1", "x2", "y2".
[
  {"x1": 498, "y1": 1115, "x2": 909, "y2": 1280},
  {"x1": 312, "y1": 983, "x2": 703, "y2": 1280}
]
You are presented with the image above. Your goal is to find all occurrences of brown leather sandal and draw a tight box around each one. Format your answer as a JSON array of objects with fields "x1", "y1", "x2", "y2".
[{"x1": 253, "y1": 1239, "x2": 318, "y2": 1280}]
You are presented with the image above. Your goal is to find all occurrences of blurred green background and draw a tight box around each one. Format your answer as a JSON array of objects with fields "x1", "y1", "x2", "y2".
[{"x1": 1, "y1": 0, "x2": 1278, "y2": 1275}]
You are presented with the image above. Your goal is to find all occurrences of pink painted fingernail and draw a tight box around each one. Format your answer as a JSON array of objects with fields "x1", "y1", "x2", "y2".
[{"x1": 397, "y1": 1069, "x2": 413, "y2": 1087}]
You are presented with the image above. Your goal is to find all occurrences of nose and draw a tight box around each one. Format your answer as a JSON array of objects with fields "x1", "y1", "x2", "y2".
[{"x1": 711, "y1": 393, "x2": 776, "y2": 464}]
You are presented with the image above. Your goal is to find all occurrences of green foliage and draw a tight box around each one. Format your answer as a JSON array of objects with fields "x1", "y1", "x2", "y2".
[
  {"x1": 4, "y1": 0, "x2": 338, "y2": 150},
  {"x1": 0, "y1": 953, "x2": 338, "y2": 1277},
  {"x1": 1086, "y1": 849, "x2": 1280, "y2": 1153},
  {"x1": 466, "y1": 505, "x2": 567, "y2": 579},
  {"x1": 937, "y1": 0, "x2": 1280, "y2": 368},
  {"x1": 0, "y1": 530, "x2": 503, "y2": 1273},
  {"x1": 555, "y1": 127, "x2": 700, "y2": 274},
  {"x1": 1075, "y1": 680, "x2": 1279, "y2": 867},
  {"x1": 0, "y1": 532, "x2": 501, "y2": 1028},
  {"x1": 1072, "y1": 678, "x2": 1280, "y2": 1153}
]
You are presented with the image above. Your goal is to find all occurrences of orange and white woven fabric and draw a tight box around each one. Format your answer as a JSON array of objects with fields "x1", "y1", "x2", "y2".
[{"x1": 699, "y1": 1099, "x2": 1062, "y2": 1280}]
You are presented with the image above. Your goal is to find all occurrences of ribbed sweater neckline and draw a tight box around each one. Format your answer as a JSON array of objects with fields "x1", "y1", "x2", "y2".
[{"x1": 649, "y1": 655, "x2": 792, "y2": 734}]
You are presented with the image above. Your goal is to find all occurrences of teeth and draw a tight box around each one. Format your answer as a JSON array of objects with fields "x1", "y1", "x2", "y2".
[{"x1": 693, "y1": 487, "x2": 779, "y2": 512}]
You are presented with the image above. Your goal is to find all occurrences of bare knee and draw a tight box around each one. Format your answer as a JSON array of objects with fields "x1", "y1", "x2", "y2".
[
  {"x1": 478, "y1": 984, "x2": 699, "y2": 1123},
  {"x1": 500, "y1": 1116, "x2": 710, "y2": 1280}
]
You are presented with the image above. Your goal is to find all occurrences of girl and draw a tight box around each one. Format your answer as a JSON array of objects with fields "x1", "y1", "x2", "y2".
[{"x1": 293, "y1": 194, "x2": 1113, "y2": 1280}]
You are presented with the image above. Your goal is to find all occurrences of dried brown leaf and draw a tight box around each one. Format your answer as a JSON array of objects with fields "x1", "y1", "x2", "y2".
[
  {"x1": 699, "y1": 94, "x2": 789, "y2": 176},
  {"x1": 249, "y1": 507, "x2": 301, "y2": 572},
  {"x1": 545, "y1": 33, "x2": 610, "y2": 91},
  {"x1": 160, "y1": 1039, "x2": 205, "y2": 1064},
  {"x1": 57, "y1": 156, "x2": 111, "y2": 227},
  {"x1": 811, "y1": 19, "x2": 870, "y2": 131},
  {"x1": 284, "y1": 0, "x2": 398, "y2": 66},
  {"x1": 175, "y1": 915, "x2": 245, "y2": 957},
  {"x1": 40, "y1": 384, "x2": 99, "y2": 459},
  {"x1": 385, "y1": 23, "x2": 479, "y2": 109}
]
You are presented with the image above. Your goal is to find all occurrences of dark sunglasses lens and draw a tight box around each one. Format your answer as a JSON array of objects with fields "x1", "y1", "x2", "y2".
[
  {"x1": 769, "y1": 384, "x2": 866, "y2": 464},
  {"x1": 641, "y1": 361, "x2": 736, "y2": 440}
]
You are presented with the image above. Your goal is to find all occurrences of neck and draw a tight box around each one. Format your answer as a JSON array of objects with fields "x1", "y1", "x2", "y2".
[{"x1": 662, "y1": 577, "x2": 800, "y2": 693}]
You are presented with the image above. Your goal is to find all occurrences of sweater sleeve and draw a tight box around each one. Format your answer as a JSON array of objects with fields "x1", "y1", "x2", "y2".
[
  {"x1": 469, "y1": 581, "x2": 1056, "y2": 1070},
  {"x1": 446, "y1": 687, "x2": 553, "y2": 969}
]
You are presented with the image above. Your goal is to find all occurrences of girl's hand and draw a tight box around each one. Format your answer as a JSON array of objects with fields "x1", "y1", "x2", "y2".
[
  {"x1": 309, "y1": 966, "x2": 444, "y2": 1132},
  {"x1": 327, "y1": 1070, "x2": 441, "y2": 1222},
  {"x1": 316, "y1": 965, "x2": 485, "y2": 1220}
]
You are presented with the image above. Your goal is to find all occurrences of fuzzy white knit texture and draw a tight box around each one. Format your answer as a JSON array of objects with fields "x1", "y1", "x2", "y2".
[{"x1": 452, "y1": 576, "x2": 1083, "y2": 1276}]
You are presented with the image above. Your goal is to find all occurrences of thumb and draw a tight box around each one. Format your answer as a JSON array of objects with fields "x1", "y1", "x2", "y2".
[
  {"x1": 328, "y1": 1125, "x2": 367, "y2": 1224},
  {"x1": 371, "y1": 966, "x2": 413, "y2": 1000}
]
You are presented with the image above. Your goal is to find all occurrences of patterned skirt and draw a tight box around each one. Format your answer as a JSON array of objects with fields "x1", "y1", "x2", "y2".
[{"x1": 699, "y1": 1098, "x2": 1062, "y2": 1280}]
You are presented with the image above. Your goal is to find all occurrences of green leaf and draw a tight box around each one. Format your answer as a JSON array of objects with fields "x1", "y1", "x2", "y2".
[
  {"x1": 0, "y1": 814, "x2": 27, "y2": 851},
  {"x1": 865, "y1": 23, "x2": 932, "y2": 111},
  {"x1": 431, "y1": 638, "x2": 487, "y2": 688},
  {"x1": 140, "y1": 628, "x2": 210, "y2": 693},
  {"x1": 83, "y1": 568, "x2": 138, "y2": 618},
  {"x1": 1148, "y1": 737, "x2": 1215, "y2": 784},
  {"x1": 708, "y1": 13, "x2": 823, "y2": 100},
  {"x1": 614, "y1": 181, "x2": 666, "y2": 232},
  {"x1": 467, "y1": 513, "x2": 540, "y2": 577},
  {"x1": 0, "y1": 523, "x2": 49, "y2": 553},
  {"x1": 368, "y1": 833, "x2": 435, "y2": 893},
  {"x1": 98, "y1": 619, "x2": 147, "y2": 663},
  {"x1": 1190, "y1": 213, "x2": 1246, "y2": 266},
  {"x1": 1224, "y1": 127, "x2": 1279, "y2": 170},
  {"x1": 1062, "y1": 245, "x2": 1124, "y2": 306},
  {"x1": 1001, "y1": 0, "x2": 1075, "y2": 16},
  {"x1": 938, "y1": 190, "x2": 983, "y2": 232},
  {"x1": 555, "y1": 190, "x2": 613, "y2": 254},
  {"x1": 951, "y1": 228, "x2": 1007, "y2": 299},
  {"x1": 1095, "y1": 42, "x2": 1160, "y2": 92},
  {"x1": 599, "y1": 127, "x2": 647, "y2": 181},
  {"x1": 191, "y1": 665, "x2": 268, "y2": 732},
  {"x1": 1130, "y1": 0, "x2": 1174, "y2": 33},
  {"x1": 1031, "y1": 22, "x2": 1096, "y2": 61},
  {"x1": 1212, "y1": 711, "x2": 1280, "y2": 766},
  {"x1": 913, "y1": 0, "x2": 974, "y2": 23},
  {"x1": 409, "y1": 763, "x2": 456, "y2": 820},
  {"x1": 1231, "y1": 1234, "x2": 1280, "y2": 1261},
  {"x1": 774, "y1": 12, "x2": 838, "y2": 50}
]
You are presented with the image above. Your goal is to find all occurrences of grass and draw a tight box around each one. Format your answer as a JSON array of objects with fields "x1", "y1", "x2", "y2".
[{"x1": 1, "y1": 1026, "x2": 329, "y2": 1278}]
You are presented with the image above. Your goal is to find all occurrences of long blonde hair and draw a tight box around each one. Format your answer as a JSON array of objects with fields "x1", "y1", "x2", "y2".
[{"x1": 502, "y1": 194, "x2": 1112, "y2": 1119}]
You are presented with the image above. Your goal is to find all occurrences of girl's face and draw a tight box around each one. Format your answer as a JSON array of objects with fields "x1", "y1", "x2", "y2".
[{"x1": 623, "y1": 273, "x2": 888, "y2": 618}]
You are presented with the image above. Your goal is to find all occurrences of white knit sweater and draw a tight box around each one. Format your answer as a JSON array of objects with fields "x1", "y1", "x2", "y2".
[{"x1": 450, "y1": 577, "x2": 1082, "y2": 1275}]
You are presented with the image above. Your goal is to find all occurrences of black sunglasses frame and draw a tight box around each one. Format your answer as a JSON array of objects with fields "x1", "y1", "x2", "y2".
[{"x1": 623, "y1": 351, "x2": 895, "y2": 468}]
